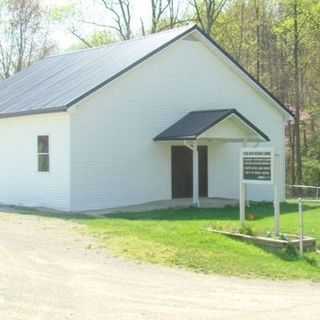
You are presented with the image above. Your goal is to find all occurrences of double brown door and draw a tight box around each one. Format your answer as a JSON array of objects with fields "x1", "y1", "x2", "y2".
[{"x1": 171, "y1": 146, "x2": 208, "y2": 198}]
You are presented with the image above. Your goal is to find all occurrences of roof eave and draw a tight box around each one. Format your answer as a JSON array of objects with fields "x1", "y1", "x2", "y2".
[
  {"x1": 153, "y1": 136, "x2": 196, "y2": 141},
  {"x1": 0, "y1": 106, "x2": 68, "y2": 119}
]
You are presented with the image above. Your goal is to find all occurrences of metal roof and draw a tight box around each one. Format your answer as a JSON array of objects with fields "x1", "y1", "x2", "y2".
[
  {"x1": 154, "y1": 109, "x2": 270, "y2": 141},
  {"x1": 0, "y1": 25, "x2": 195, "y2": 118},
  {"x1": 0, "y1": 24, "x2": 292, "y2": 119}
]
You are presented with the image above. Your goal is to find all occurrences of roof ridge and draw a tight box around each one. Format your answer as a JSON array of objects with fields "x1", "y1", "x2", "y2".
[
  {"x1": 47, "y1": 24, "x2": 196, "y2": 60},
  {"x1": 189, "y1": 108, "x2": 235, "y2": 113}
]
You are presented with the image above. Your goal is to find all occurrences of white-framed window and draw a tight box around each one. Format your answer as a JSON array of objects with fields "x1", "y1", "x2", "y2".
[{"x1": 37, "y1": 135, "x2": 49, "y2": 172}]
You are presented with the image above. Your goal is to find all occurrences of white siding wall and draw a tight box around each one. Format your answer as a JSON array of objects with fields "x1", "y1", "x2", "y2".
[
  {"x1": 0, "y1": 113, "x2": 71, "y2": 210},
  {"x1": 70, "y1": 38, "x2": 286, "y2": 211}
]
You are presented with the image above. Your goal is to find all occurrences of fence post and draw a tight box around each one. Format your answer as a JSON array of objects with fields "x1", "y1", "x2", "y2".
[
  {"x1": 274, "y1": 153, "x2": 280, "y2": 236},
  {"x1": 298, "y1": 198, "x2": 304, "y2": 257}
]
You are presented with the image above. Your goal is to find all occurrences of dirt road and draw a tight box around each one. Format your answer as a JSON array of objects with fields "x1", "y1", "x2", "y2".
[{"x1": 0, "y1": 212, "x2": 319, "y2": 320}]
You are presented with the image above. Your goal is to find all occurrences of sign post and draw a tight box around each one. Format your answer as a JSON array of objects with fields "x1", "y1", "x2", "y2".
[
  {"x1": 240, "y1": 148, "x2": 278, "y2": 233},
  {"x1": 273, "y1": 153, "x2": 280, "y2": 236},
  {"x1": 239, "y1": 142, "x2": 246, "y2": 224},
  {"x1": 298, "y1": 198, "x2": 304, "y2": 256}
]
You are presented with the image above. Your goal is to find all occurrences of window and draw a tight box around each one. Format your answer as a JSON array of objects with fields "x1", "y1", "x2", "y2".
[{"x1": 37, "y1": 136, "x2": 49, "y2": 172}]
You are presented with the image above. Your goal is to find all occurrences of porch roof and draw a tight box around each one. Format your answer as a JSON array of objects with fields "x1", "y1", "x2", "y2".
[{"x1": 154, "y1": 109, "x2": 269, "y2": 142}]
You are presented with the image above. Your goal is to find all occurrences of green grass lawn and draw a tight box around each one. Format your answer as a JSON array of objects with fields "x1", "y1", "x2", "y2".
[{"x1": 79, "y1": 201, "x2": 320, "y2": 280}]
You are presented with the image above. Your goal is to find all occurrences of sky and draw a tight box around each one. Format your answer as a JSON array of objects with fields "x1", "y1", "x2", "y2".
[{"x1": 42, "y1": 0, "x2": 154, "y2": 50}]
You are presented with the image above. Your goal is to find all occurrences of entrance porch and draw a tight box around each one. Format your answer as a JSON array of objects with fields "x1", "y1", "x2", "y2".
[{"x1": 154, "y1": 109, "x2": 269, "y2": 207}]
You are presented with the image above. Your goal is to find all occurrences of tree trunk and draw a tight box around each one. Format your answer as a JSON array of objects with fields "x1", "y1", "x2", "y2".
[
  {"x1": 254, "y1": 0, "x2": 260, "y2": 81},
  {"x1": 289, "y1": 121, "x2": 296, "y2": 185},
  {"x1": 293, "y1": 0, "x2": 302, "y2": 184}
]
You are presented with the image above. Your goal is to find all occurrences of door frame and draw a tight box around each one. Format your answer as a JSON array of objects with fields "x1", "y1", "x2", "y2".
[{"x1": 171, "y1": 145, "x2": 208, "y2": 199}]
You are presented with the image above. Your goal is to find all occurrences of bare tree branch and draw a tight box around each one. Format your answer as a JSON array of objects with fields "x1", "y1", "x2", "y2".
[
  {"x1": 100, "y1": 0, "x2": 132, "y2": 40},
  {"x1": 190, "y1": 0, "x2": 228, "y2": 34},
  {"x1": 151, "y1": 0, "x2": 171, "y2": 33},
  {"x1": 0, "y1": 0, "x2": 54, "y2": 78},
  {"x1": 69, "y1": 27, "x2": 93, "y2": 48}
]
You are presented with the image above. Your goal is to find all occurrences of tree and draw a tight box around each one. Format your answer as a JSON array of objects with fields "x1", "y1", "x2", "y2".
[
  {"x1": 99, "y1": 0, "x2": 132, "y2": 40},
  {"x1": 213, "y1": 0, "x2": 320, "y2": 186},
  {"x1": 191, "y1": 0, "x2": 229, "y2": 34},
  {"x1": 0, "y1": 0, "x2": 54, "y2": 79},
  {"x1": 151, "y1": 0, "x2": 171, "y2": 33},
  {"x1": 149, "y1": 0, "x2": 190, "y2": 32},
  {"x1": 274, "y1": 0, "x2": 320, "y2": 184},
  {"x1": 51, "y1": 3, "x2": 95, "y2": 48},
  {"x1": 71, "y1": 0, "x2": 133, "y2": 42},
  {"x1": 254, "y1": 0, "x2": 261, "y2": 81},
  {"x1": 293, "y1": 0, "x2": 302, "y2": 184}
]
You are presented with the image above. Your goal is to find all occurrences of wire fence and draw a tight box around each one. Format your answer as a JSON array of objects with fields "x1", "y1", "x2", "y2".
[
  {"x1": 286, "y1": 185, "x2": 320, "y2": 256},
  {"x1": 286, "y1": 184, "x2": 320, "y2": 200}
]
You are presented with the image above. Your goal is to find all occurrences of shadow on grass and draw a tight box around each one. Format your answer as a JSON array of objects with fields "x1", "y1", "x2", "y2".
[
  {"x1": 1, "y1": 202, "x2": 319, "y2": 223},
  {"x1": 102, "y1": 202, "x2": 317, "y2": 222},
  {"x1": 215, "y1": 231, "x2": 320, "y2": 267},
  {"x1": 0, "y1": 206, "x2": 97, "y2": 221},
  {"x1": 263, "y1": 245, "x2": 319, "y2": 267}
]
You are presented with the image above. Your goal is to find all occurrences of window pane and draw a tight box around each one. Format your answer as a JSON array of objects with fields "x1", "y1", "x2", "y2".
[
  {"x1": 38, "y1": 136, "x2": 49, "y2": 153},
  {"x1": 38, "y1": 154, "x2": 49, "y2": 172}
]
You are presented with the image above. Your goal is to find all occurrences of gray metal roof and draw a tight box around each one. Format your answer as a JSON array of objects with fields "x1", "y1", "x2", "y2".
[
  {"x1": 0, "y1": 24, "x2": 292, "y2": 119},
  {"x1": 0, "y1": 25, "x2": 194, "y2": 118},
  {"x1": 154, "y1": 109, "x2": 269, "y2": 141}
]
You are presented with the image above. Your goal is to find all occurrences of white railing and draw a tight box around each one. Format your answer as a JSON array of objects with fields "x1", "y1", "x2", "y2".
[
  {"x1": 287, "y1": 184, "x2": 320, "y2": 200},
  {"x1": 286, "y1": 185, "x2": 320, "y2": 256},
  {"x1": 298, "y1": 197, "x2": 320, "y2": 256}
]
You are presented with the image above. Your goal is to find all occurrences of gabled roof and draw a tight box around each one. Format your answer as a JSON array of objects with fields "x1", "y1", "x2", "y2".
[
  {"x1": 154, "y1": 109, "x2": 269, "y2": 142},
  {"x1": 0, "y1": 25, "x2": 293, "y2": 119}
]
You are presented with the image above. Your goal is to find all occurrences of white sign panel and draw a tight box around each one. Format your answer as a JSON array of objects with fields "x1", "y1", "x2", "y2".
[{"x1": 241, "y1": 148, "x2": 274, "y2": 184}]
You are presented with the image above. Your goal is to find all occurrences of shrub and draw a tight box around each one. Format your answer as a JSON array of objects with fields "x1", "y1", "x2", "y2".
[
  {"x1": 239, "y1": 224, "x2": 255, "y2": 236},
  {"x1": 266, "y1": 231, "x2": 272, "y2": 238},
  {"x1": 284, "y1": 243, "x2": 298, "y2": 257},
  {"x1": 247, "y1": 213, "x2": 257, "y2": 221},
  {"x1": 279, "y1": 233, "x2": 289, "y2": 241}
]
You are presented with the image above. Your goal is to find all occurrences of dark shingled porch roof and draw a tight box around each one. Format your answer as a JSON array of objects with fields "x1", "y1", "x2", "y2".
[{"x1": 154, "y1": 109, "x2": 270, "y2": 141}]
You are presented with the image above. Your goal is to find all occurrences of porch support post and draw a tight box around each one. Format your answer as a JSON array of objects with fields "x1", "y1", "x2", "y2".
[
  {"x1": 240, "y1": 181, "x2": 246, "y2": 224},
  {"x1": 192, "y1": 140, "x2": 199, "y2": 207}
]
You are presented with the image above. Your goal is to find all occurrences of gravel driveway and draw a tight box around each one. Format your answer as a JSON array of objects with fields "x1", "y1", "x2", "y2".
[{"x1": 0, "y1": 212, "x2": 319, "y2": 320}]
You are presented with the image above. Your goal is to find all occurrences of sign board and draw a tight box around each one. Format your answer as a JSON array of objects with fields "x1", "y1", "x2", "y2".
[
  {"x1": 239, "y1": 147, "x2": 279, "y2": 235},
  {"x1": 241, "y1": 148, "x2": 274, "y2": 184}
]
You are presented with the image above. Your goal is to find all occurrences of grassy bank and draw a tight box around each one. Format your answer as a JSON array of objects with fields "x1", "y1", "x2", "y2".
[{"x1": 79, "y1": 202, "x2": 320, "y2": 280}]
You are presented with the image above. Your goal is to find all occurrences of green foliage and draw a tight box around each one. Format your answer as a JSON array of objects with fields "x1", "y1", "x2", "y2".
[
  {"x1": 279, "y1": 233, "x2": 289, "y2": 240},
  {"x1": 69, "y1": 31, "x2": 116, "y2": 51},
  {"x1": 284, "y1": 242, "x2": 298, "y2": 257},
  {"x1": 239, "y1": 223, "x2": 255, "y2": 236},
  {"x1": 50, "y1": 4, "x2": 77, "y2": 23},
  {"x1": 303, "y1": 158, "x2": 320, "y2": 186},
  {"x1": 302, "y1": 134, "x2": 320, "y2": 185},
  {"x1": 211, "y1": 0, "x2": 320, "y2": 185},
  {"x1": 86, "y1": 31, "x2": 115, "y2": 47}
]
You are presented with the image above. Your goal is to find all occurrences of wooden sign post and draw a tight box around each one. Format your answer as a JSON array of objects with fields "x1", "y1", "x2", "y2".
[{"x1": 240, "y1": 148, "x2": 279, "y2": 235}]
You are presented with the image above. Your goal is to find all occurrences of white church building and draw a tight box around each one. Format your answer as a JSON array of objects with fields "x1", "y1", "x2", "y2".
[{"x1": 0, "y1": 25, "x2": 293, "y2": 211}]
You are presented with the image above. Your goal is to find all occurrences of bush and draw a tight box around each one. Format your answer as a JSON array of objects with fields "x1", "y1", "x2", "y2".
[
  {"x1": 284, "y1": 243, "x2": 298, "y2": 257},
  {"x1": 279, "y1": 233, "x2": 289, "y2": 241},
  {"x1": 239, "y1": 224, "x2": 255, "y2": 236},
  {"x1": 247, "y1": 213, "x2": 257, "y2": 221}
]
